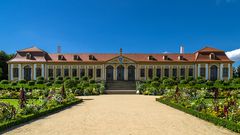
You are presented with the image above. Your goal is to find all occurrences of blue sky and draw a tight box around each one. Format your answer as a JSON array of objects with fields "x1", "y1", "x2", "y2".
[{"x1": 0, "y1": 0, "x2": 240, "y2": 65}]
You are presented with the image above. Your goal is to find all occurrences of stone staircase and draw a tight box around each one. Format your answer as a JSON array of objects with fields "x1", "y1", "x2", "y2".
[{"x1": 105, "y1": 81, "x2": 136, "y2": 94}]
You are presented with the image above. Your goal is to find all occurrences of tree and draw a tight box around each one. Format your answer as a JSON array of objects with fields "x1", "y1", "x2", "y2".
[
  {"x1": 237, "y1": 65, "x2": 240, "y2": 78},
  {"x1": 0, "y1": 50, "x2": 14, "y2": 80},
  {"x1": 233, "y1": 67, "x2": 237, "y2": 78}
]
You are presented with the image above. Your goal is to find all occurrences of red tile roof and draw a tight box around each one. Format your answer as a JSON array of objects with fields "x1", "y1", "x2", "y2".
[
  {"x1": 17, "y1": 46, "x2": 45, "y2": 52},
  {"x1": 8, "y1": 46, "x2": 234, "y2": 63}
]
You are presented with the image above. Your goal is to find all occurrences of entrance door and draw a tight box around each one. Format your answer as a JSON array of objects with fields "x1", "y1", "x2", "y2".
[
  {"x1": 128, "y1": 65, "x2": 135, "y2": 81},
  {"x1": 117, "y1": 65, "x2": 124, "y2": 81},
  {"x1": 210, "y1": 65, "x2": 218, "y2": 81},
  {"x1": 24, "y1": 65, "x2": 32, "y2": 81},
  {"x1": 106, "y1": 65, "x2": 114, "y2": 81}
]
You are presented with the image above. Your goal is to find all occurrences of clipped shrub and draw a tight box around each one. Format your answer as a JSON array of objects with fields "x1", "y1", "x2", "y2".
[
  {"x1": 18, "y1": 80, "x2": 27, "y2": 84},
  {"x1": 45, "y1": 82, "x2": 52, "y2": 86},
  {"x1": 56, "y1": 76, "x2": 63, "y2": 81},
  {"x1": 89, "y1": 79, "x2": 95, "y2": 84},
  {"x1": 151, "y1": 81, "x2": 160, "y2": 88},
  {"x1": 64, "y1": 77, "x2": 70, "y2": 81},
  {"x1": 11, "y1": 81, "x2": 17, "y2": 86},
  {"x1": 179, "y1": 76, "x2": 185, "y2": 80},
  {"x1": 0, "y1": 80, "x2": 9, "y2": 84},
  {"x1": 189, "y1": 80, "x2": 196, "y2": 86},
  {"x1": 163, "y1": 78, "x2": 176, "y2": 86},
  {"x1": 28, "y1": 81, "x2": 35, "y2": 86},
  {"x1": 37, "y1": 76, "x2": 44, "y2": 81},
  {"x1": 48, "y1": 77, "x2": 54, "y2": 81},
  {"x1": 180, "y1": 80, "x2": 187, "y2": 84},
  {"x1": 187, "y1": 77, "x2": 194, "y2": 82},
  {"x1": 206, "y1": 80, "x2": 214, "y2": 86},
  {"x1": 73, "y1": 77, "x2": 79, "y2": 81},
  {"x1": 36, "y1": 80, "x2": 44, "y2": 84},
  {"x1": 54, "y1": 80, "x2": 63, "y2": 84},
  {"x1": 81, "y1": 76, "x2": 88, "y2": 81},
  {"x1": 64, "y1": 79, "x2": 77, "y2": 89},
  {"x1": 152, "y1": 77, "x2": 160, "y2": 81}
]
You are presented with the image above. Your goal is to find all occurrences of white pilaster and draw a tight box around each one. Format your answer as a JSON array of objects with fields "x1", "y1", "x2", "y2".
[
  {"x1": 198, "y1": 64, "x2": 200, "y2": 77},
  {"x1": 34, "y1": 64, "x2": 36, "y2": 80},
  {"x1": 10, "y1": 64, "x2": 13, "y2": 80},
  {"x1": 228, "y1": 64, "x2": 230, "y2": 80},
  {"x1": 41, "y1": 64, "x2": 45, "y2": 78},
  {"x1": 18, "y1": 64, "x2": 22, "y2": 80},
  {"x1": 205, "y1": 64, "x2": 208, "y2": 80},
  {"x1": 220, "y1": 64, "x2": 223, "y2": 80}
]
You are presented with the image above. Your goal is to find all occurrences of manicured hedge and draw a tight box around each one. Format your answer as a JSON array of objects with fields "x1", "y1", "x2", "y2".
[
  {"x1": 0, "y1": 98, "x2": 82, "y2": 132},
  {"x1": 156, "y1": 98, "x2": 240, "y2": 133}
]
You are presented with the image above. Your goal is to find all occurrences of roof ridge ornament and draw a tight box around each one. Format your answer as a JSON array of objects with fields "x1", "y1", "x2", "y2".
[{"x1": 120, "y1": 48, "x2": 122, "y2": 56}]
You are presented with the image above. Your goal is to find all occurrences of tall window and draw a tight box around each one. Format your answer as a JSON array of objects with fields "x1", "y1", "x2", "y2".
[
  {"x1": 180, "y1": 68, "x2": 185, "y2": 78},
  {"x1": 156, "y1": 68, "x2": 161, "y2": 78},
  {"x1": 189, "y1": 68, "x2": 193, "y2": 76},
  {"x1": 223, "y1": 67, "x2": 228, "y2": 77},
  {"x1": 48, "y1": 69, "x2": 53, "y2": 77},
  {"x1": 96, "y1": 69, "x2": 101, "y2": 78},
  {"x1": 200, "y1": 67, "x2": 205, "y2": 77},
  {"x1": 36, "y1": 67, "x2": 41, "y2": 77},
  {"x1": 88, "y1": 69, "x2": 93, "y2": 78},
  {"x1": 140, "y1": 69, "x2": 145, "y2": 77},
  {"x1": 13, "y1": 68, "x2": 18, "y2": 78},
  {"x1": 148, "y1": 68, "x2": 153, "y2": 79},
  {"x1": 172, "y1": 68, "x2": 177, "y2": 77},
  {"x1": 80, "y1": 69, "x2": 85, "y2": 77},
  {"x1": 56, "y1": 69, "x2": 61, "y2": 77},
  {"x1": 72, "y1": 69, "x2": 77, "y2": 77},
  {"x1": 64, "y1": 69, "x2": 69, "y2": 77},
  {"x1": 164, "y1": 68, "x2": 169, "y2": 77}
]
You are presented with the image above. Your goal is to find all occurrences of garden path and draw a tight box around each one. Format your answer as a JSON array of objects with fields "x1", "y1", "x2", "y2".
[{"x1": 3, "y1": 95, "x2": 238, "y2": 135}]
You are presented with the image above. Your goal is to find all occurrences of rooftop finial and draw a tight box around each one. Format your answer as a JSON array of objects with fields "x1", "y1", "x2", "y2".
[{"x1": 120, "y1": 48, "x2": 122, "y2": 56}]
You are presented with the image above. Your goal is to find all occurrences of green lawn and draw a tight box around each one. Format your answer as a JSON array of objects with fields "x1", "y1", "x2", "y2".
[{"x1": 0, "y1": 99, "x2": 41, "y2": 109}]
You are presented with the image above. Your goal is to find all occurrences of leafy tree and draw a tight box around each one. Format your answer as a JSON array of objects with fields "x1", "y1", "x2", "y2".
[
  {"x1": 0, "y1": 50, "x2": 14, "y2": 80},
  {"x1": 237, "y1": 65, "x2": 240, "y2": 78},
  {"x1": 232, "y1": 67, "x2": 238, "y2": 78}
]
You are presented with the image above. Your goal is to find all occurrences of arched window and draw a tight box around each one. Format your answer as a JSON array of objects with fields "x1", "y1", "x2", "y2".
[
  {"x1": 26, "y1": 53, "x2": 32, "y2": 59},
  {"x1": 209, "y1": 53, "x2": 216, "y2": 60}
]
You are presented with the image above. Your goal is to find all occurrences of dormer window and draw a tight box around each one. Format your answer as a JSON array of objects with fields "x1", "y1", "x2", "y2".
[
  {"x1": 209, "y1": 53, "x2": 216, "y2": 60},
  {"x1": 163, "y1": 55, "x2": 168, "y2": 60},
  {"x1": 74, "y1": 55, "x2": 81, "y2": 60},
  {"x1": 148, "y1": 55, "x2": 156, "y2": 60},
  {"x1": 89, "y1": 55, "x2": 96, "y2": 60},
  {"x1": 58, "y1": 55, "x2": 65, "y2": 60},
  {"x1": 26, "y1": 53, "x2": 32, "y2": 59},
  {"x1": 178, "y1": 55, "x2": 184, "y2": 60}
]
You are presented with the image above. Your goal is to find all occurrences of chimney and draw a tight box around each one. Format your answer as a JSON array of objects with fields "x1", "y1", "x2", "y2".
[
  {"x1": 180, "y1": 46, "x2": 184, "y2": 54},
  {"x1": 57, "y1": 45, "x2": 61, "y2": 53}
]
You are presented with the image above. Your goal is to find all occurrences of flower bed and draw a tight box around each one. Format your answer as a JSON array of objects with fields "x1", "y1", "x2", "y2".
[
  {"x1": 0, "y1": 98, "x2": 82, "y2": 132},
  {"x1": 156, "y1": 98, "x2": 240, "y2": 133}
]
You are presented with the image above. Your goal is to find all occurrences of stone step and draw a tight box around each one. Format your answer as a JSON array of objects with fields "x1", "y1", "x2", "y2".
[{"x1": 104, "y1": 90, "x2": 136, "y2": 94}]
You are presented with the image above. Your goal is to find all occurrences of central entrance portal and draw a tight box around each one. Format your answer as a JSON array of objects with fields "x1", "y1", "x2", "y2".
[{"x1": 117, "y1": 65, "x2": 124, "y2": 80}]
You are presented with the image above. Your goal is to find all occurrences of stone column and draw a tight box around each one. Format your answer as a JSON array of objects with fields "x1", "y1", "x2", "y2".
[
  {"x1": 228, "y1": 64, "x2": 231, "y2": 80},
  {"x1": 124, "y1": 64, "x2": 128, "y2": 80},
  {"x1": 198, "y1": 64, "x2": 200, "y2": 77},
  {"x1": 18, "y1": 64, "x2": 22, "y2": 80},
  {"x1": 41, "y1": 64, "x2": 45, "y2": 78},
  {"x1": 33, "y1": 64, "x2": 36, "y2": 80},
  {"x1": 220, "y1": 64, "x2": 223, "y2": 80},
  {"x1": 113, "y1": 65, "x2": 116, "y2": 80},
  {"x1": 205, "y1": 64, "x2": 208, "y2": 80},
  {"x1": 10, "y1": 64, "x2": 13, "y2": 80}
]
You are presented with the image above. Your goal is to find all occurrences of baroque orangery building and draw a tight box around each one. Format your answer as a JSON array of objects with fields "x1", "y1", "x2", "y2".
[{"x1": 8, "y1": 46, "x2": 233, "y2": 82}]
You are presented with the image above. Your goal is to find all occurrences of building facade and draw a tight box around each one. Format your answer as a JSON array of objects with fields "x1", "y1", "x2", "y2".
[{"x1": 8, "y1": 46, "x2": 234, "y2": 81}]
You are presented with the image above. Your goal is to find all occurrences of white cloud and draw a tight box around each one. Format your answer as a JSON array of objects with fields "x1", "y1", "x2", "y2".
[{"x1": 226, "y1": 48, "x2": 240, "y2": 61}]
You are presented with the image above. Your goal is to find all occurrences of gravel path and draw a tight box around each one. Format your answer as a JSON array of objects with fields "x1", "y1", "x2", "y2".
[{"x1": 3, "y1": 95, "x2": 237, "y2": 135}]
